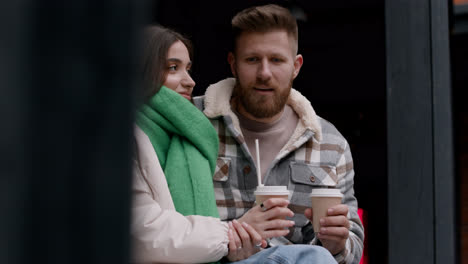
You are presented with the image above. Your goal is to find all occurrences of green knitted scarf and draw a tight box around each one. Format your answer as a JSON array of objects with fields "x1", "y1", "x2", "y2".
[{"x1": 136, "y1": 86, "x2": 220, "y2": 218}]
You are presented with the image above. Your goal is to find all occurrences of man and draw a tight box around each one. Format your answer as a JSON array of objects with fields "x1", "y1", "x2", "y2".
[{"x1": 193, "y1": 4, "x2": 364, "y2": 263}]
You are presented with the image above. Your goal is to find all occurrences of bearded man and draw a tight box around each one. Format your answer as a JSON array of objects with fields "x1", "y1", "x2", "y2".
[{"x1": 193, "y1": 4, "x2": 364, "y2": 264}]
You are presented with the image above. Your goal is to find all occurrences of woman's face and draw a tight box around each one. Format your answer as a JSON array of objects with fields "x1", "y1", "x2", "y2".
[{"x1": 163, "y1": 40, "x2": 195, "y2": 100}]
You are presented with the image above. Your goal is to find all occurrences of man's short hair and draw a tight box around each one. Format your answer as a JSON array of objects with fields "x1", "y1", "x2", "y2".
[{"x1": 231, "y1": 4, "x2": 298, "y2": 54}]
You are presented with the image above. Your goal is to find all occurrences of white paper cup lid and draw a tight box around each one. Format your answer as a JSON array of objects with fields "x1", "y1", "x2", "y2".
[
  {"x1": 309, "y1": 188, "x2": 343, "y2": 198},
  {"x1": 254, "y1": 185, "x2": 289, "y2": 195}
]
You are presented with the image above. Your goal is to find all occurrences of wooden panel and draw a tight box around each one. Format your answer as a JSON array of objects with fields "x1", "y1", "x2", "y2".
[
  {"x1": 459, "y1": 115, "x2": 468, "y2": 264},
  {"x1": 386, "y1": 0, "x2": 455, "y2": 263},
  {"x1": 431, "y1": 0, "x2": 457, "y2": 262},
  {"x1": 0, "y1": 1, "x2": 150, "y2": 263},
  {"x1": 0, "y1": 2, "x2": 29, "y2": 263},
  {"x1": 386, "y1": 1, "x2": 434, "y2": 263}
]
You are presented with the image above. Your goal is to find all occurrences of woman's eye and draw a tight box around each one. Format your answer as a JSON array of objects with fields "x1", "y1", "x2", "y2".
[{"x1": 168, "y1": 65, "x2": 177, "y2": 71}]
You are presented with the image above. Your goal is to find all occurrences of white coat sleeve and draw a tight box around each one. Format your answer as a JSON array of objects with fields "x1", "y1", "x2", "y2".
[{"x1": 130, "y1": 135, "x2": 229, "y2": 263}]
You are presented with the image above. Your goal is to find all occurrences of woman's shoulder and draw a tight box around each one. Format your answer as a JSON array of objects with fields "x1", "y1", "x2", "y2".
[{"x1": 133, "y1": 125, "x2": 164, "y2": 183}]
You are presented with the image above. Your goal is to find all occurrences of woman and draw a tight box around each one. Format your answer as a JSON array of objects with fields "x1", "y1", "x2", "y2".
[{"x1": 131, "y1": 25, "x2": 263, "y2": 263}]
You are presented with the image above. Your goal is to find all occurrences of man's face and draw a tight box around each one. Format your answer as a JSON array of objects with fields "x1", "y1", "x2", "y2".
[{"x1": 229, "y1": 30, "x2": 303, "y2": 119}]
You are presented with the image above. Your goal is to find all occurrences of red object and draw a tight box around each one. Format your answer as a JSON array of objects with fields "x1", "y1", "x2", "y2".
[
  {"x1": 358, "y1": 208, "x2": 368, "y2": 264},
  {"x1": 454, "y1": 0, "x2": 468, "y2": 5}
]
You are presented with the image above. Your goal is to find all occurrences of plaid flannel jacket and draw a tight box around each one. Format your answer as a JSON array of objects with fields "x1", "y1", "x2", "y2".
[{"x1": 193, "y1": 78, "x2": 364, "y2": 264}]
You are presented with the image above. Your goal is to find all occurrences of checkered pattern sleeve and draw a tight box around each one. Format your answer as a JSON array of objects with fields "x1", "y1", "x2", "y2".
[
  {"x1": 306, "y1": 139, "x2": 364, "y2": 264},
  {"x1": 333, "y1": 140, "x2": 364, "y2": 264}
]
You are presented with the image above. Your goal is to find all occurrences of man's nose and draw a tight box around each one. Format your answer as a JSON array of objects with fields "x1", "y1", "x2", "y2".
[{"x1": 257, "y1": 59, "x2": 272, "y2": 81}]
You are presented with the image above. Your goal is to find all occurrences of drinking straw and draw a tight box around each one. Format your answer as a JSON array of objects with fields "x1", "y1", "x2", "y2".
[{"x1": 255, "y1": 139, "x2": 263, "y2": 186}]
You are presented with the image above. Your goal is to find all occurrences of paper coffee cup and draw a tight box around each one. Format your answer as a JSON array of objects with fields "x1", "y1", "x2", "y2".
[
  {"x1": 309, "y1": 188, "x2": 343, "y2": 234},
  {"x1": 254, "y1": 186, "x2": 290, "y2": 205}
]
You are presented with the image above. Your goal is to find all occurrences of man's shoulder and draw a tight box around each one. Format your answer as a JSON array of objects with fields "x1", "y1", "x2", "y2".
[
  {"x1": 315, "y1": 115, "x2": 348, "y2": 144},
  {"x1": 192, "y1": 95, "x2": 224, "y2": 123},
  {"x1": 192, "y1": 95, "x2": 205, "y2": 111}
]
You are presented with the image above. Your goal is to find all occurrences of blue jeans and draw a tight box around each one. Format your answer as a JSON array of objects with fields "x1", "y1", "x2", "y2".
[{"x1": 229, "y1": 245, "x2": 337, "y2": 264}]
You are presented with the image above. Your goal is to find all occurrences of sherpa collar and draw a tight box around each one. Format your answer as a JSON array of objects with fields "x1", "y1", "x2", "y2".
[{"x1": 203, "y1": 78, "x2": 322, "y2": 142}]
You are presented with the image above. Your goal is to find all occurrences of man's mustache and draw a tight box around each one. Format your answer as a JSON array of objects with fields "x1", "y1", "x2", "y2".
[{"x1": 255, "y1": 79, "x2": 273, "y2": 88}]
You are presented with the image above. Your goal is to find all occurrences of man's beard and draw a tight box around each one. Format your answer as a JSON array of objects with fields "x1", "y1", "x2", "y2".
[{"x1": 234, "y1": 77, "x2": 292, "y2": 119}]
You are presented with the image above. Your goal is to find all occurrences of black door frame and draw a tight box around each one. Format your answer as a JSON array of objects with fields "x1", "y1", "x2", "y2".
[{"x1": 386, "y1": 0, "x2": 456, "y2": 263}]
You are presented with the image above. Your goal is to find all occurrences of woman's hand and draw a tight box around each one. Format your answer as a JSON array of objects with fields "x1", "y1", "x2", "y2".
[
  {"x1": 226, "y1": 220, "x2": 267, "y2": 262},
  {"x1": 237, "y1": 198, "x2": 294, "y2": 239}
]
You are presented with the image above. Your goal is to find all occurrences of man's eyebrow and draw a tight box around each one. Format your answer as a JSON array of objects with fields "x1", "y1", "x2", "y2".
[
  {"x1": 270, "y1": 52, "x2": 288, "y2": 58},
  {"x1": 241, "y1": 52, "x2": 287, "y2": 58}
]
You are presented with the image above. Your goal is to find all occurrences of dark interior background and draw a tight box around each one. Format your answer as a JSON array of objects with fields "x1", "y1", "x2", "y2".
[
  {"x1": 153, "y1": 0, "x2": 387, "y2": 262},
  {"x1": 451, "y1": 2, "x2": 468, "y2": 262}
]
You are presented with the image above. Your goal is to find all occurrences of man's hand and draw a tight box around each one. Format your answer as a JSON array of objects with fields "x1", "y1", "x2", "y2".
[
  {"x1": 238, "y1": 198, "x2": 295, "y2": 239},
  {"x1": 304, "y1": 204, "x2": 350, "y2": 255}
]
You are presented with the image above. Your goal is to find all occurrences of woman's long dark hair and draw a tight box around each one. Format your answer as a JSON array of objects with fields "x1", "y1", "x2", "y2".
[
  {"x1": 142, "y1": 25, "x2": 193, "y2": 100},
  {"x1": 134, "y1": 25, "x2": 194, "y2": 176}
]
